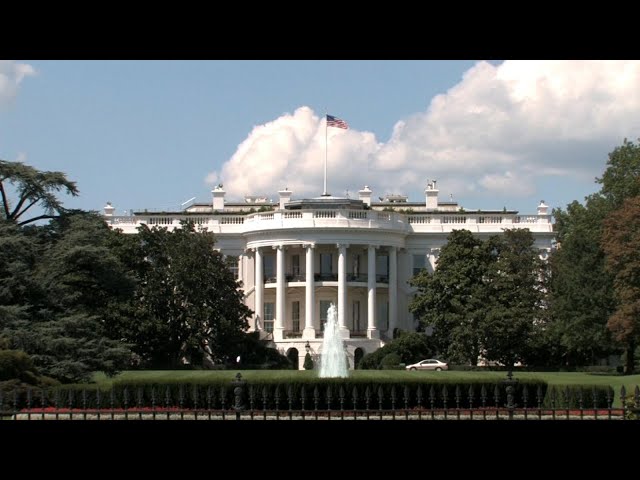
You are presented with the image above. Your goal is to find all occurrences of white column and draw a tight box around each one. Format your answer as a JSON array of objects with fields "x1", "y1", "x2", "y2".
[
  {"x1": 337, "y1": 243, "x2": 349, "y2": 338},
  {"x1": 254, "y1": 248, "x2": 263, "y2": 331},
  {"x1": 274, "y1": 245, "x2": 285, "y2": 341},
  {"x1": 367, "y1": 245, "x2": 379, "y2": 339},
  {"x1": 388, "y1": 246, "x2": 398, "y2": 336},
  {"x1": 303, "y1": 244, "x2": 315, "y2": 339}
]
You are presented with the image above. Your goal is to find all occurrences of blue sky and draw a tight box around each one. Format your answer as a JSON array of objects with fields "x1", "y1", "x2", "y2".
[{"x1": 2, "y1": 60, "x2": 639, "y2": 216}]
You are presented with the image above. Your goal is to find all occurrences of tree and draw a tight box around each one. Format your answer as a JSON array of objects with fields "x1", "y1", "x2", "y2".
[
  {"x1": 602, "y1": 195, "x2": 640, "y2": 374},
  {"x1": 409, "y1": 229, "x2": 546, "y2": 367},
  {"x1": 546, "y1": 200, "x2": 616, "y2": 365},
  {"x1": 114, "y1": 221, "x2": 252, "y2": 368},
  {"x1": 596, "y1": 138, "x2": 640, "y2": 209},
  {"x1": 479, "y1": 229, "x2": 547, "y2": 369},
  {"x1": 546, "y1": 138, "x2": 640, "y2": 368},
  {"x1": 409, "y1": 230, "x2": 491, "y2": 364},
  {"x1": 1, "y1": 212, "x2": 133, "y2": 382},
  {"x1": 0, "y1": 159, "x2": 78, "y2": 225}
]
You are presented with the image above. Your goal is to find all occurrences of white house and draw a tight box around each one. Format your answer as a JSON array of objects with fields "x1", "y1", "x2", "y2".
[{"x1": 104, "y1": 181, "x2": 554, "y2": 369}]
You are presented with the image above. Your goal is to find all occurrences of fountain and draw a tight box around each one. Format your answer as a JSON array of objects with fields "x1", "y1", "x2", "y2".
[{"x1": 318, "y1": 303, "x2": 349, "y2": 378}]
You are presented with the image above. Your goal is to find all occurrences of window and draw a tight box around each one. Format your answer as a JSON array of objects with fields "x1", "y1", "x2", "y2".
[
  {"x1": 376, "y1": 255, "x2": 388, "y2": 282},
  {"x1": 377, "y1": 300, "x2": 389, "y2": 331},
  {"x1": 263, "y1": 254, "x2": 275, "y2": 281},
  {"x1": 320, "y1": 253, "x2": 332, "y2": 279},
  {"x1": 412, "y1": 254, "x2": 426, "y2": 276},
  {"x1": 353, "y1": 254, "x2": 360, "y2": 276},
  {"x1": 320, "y1": 300, "x2": 332, "y2": 331},
  {"x1": 226, "y1": 255, "x2": 239, "y2": 280},
  {"x1": 352, "y1": 301, "x2": 361, "y2": 332},
  {"x1": 264, "y1": 302, "x2": 275, "y2": 333},
  {"x1": 292, "y1": 254, "x2": 300, "y2": 276},
  {"x1": 292, "y1": 301, "x2": 300, "y2": 332}
]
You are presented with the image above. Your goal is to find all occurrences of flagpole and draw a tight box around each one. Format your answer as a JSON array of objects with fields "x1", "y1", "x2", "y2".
[{"x1": 323, "y1": 111, "x2": 328, "y2": 196}]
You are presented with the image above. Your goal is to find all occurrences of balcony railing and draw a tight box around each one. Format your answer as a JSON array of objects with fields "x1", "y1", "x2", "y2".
[
  {"x1": 106, "y1": 209, "x2": 552, "y2": 235},
  {"x1": 263, "y1": 273, "x2": 388, "y2": 284},
  {"x1": 350, "y1": 330, "x2": 368, "y2": 337},
  {"x1": 315, "y1": 273, "x2": 338, "y2": 281}
]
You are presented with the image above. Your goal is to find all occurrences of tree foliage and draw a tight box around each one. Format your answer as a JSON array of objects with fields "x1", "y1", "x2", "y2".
[
  {"x1": 547, "y1": 200, "x2": 616, "y2": 365},
  {"x1": 596, "y1": 138, "x2": 640, "y2": 209},
  {"x1": 548, "y1": 138, "x2": 640, "y2": 370},
  {"x1": 409, "y1": 230, "x2": 489, "y2": 364},
  {"x1": 479, "y1": 229, "x2": 547, "y2": 368},
  {"x1": 1, "y1": 212, "x2": 133, "y2": 382},
  {"x1": 113, "y1": 221, "x2": 252, "y2": 368},
  {"x1": 0, "y1": 159, "x2": 78, "y2": 225},
  {"x1": 602, "y1": 195, "x2": 640, "y2": 373},
  {"x1": 410, "y1": 229, "x2": 546, "y2": 367}
]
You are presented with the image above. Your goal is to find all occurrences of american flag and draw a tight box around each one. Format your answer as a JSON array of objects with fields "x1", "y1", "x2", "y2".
[{"x1": 326, "y1": 114, "x2": 349, "y2": 129}]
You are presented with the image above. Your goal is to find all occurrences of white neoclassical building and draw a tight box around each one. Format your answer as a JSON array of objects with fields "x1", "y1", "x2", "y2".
[{"x1": 104, "y1": 181, "x2": 554, "y2": 369}]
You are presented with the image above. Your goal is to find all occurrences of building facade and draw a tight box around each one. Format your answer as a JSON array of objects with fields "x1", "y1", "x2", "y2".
[{"x1": 104, "y1": 182, "x2": 554, "y2": 369}]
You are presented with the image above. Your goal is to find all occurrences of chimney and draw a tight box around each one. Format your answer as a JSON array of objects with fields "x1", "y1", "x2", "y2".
[
  {"x1": 103, "y1": 202, "x2": 115, "y2": 216},
  {"x1": 537, "y1": 200, "x2": 549, "y2": 216},
  {"x1": 278, "y1": 188, "x2": 292, "y2": 209},
  {"x1": 358, "y1": 185, "x2": 372, "y2": 206},
  {"x1": 425, "y1": 179, "x2": 439, "y2": 209},
  {"x1": 212, "y1": 184, "x2": 225, "y2": 211}
]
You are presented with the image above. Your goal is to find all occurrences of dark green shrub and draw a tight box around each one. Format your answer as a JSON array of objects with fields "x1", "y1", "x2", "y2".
[
  {"x1": 359, "y1": 349, "x2": 387, "y2": 369},
  {"x1": 303, "y1": 353, "x2": 314, "y2": 370},
  {"x1": 381, "y1": 353, "x2": 402, "y2": 370},
  {"x1": 0, "y1": 350, "x2": 38, "y2": 383},
  {"x1": 359, "y1": 332, "x2": 436, "y2": 369},
  {"x1": 209, "y1": 332, "x2": 291, "y2": 370}
]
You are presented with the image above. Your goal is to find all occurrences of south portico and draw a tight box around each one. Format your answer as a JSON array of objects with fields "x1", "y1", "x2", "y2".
[{"x1": 246, "y1": 237, "x2": 403, "y2": 344}]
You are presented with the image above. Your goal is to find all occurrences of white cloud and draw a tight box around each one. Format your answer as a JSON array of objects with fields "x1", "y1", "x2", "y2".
[
  {"x1": 0, "y1": 61, "x2": 36, "y2": 107},
  {"x1": 208, "y1": 61, "x2": 640, "y2": 205},
  {"x1": 209, "y1": 106, "x2": 380, "y2": 198}
]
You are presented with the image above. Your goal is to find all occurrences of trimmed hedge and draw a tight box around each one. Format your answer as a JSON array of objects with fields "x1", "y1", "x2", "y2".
[
  {"x1": 2, "y1": 377, "x2": 554, "y2": 411},
  {"x1": 541, "y1": 385, "x2": 614, "y2": 409}
]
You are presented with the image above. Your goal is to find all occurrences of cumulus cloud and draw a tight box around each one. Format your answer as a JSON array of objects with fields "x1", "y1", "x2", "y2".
[
  {"x1": 0, "y1": 61, "x2": 36, "y2": 107},
  {"x1": 207, "y1": 106, "x2": 381, "y2": 198},
  {"x1": 208, "y1": 61, "x2": 640, "y2": 205}
]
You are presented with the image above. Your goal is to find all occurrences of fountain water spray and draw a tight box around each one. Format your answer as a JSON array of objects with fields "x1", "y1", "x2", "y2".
[{"x1": 318, "y1": 303, "x2": 349, "y2": 378}]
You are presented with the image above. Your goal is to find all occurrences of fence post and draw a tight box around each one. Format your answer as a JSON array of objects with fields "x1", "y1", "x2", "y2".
[
  {"x1": 231, "y1": 373, "x2": 246, "y2": 420},
  {"x1": 503, "y1": 370, "x2": 518, "y2": 421}
]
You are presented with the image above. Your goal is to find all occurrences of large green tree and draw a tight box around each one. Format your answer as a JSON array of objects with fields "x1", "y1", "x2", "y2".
[
  {"x1": 410, "y1": 229, "x2": 546, "y2": 367},
  {"x1": 602, "y1": 195, "x2": 640, "y2": 374},
  {"x1": 409, "y1": 229, "x2": 492, "y2": 364},
  {"x1": 0, "y1": 159, "x2": 78, "y2": 225},
  {"x1": 547, "y1": 199, "x2": 616, "y2": 365},
  {"x1": 479, "y1": 229, "x2": 547, "y2": 368},
  {"x1": 1, "y1": 212, "x2": 133, "y2": 382},
  {"x1": 114, "y1": 221, "x2": 252, "y2": 368},
  {"x1": 547, "y1": 138, "x2": 640, "y2": 368}
]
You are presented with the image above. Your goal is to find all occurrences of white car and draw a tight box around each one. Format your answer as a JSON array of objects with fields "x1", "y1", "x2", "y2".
[{"x1": 406, "y1": 359, "x2": 449, "y2": 371}]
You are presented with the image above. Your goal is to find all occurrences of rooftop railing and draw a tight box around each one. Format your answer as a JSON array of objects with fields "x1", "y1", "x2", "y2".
[{"x1": 105, "y1": 210, "x2": 552, "y2": 234}]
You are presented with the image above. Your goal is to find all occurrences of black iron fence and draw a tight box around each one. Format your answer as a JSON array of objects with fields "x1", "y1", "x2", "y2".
[{"x1": 1, "y1": 373, "x2": 639, "y2": 420}]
